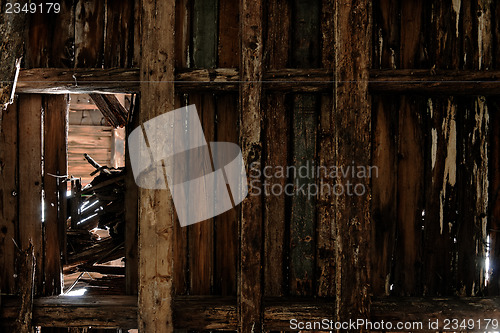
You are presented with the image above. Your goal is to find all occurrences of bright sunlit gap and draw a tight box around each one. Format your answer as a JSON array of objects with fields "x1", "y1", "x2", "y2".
[{"x1": 65, "y1": 288, "x2": 87, "y2": 297}]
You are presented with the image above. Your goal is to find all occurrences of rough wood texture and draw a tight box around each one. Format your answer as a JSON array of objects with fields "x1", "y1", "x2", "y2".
[
  {"x1": 239, "y1": 0, "x2": 264, "y2": 330},
  {"x1": 393, "y1": 1, "x2": 425, "y2": 296},
  {"x1": 0, "y1": 100, "x2": 18, "y2": 295},
  {"x1": 89, "y1": 94, "x2": 128, "y2": 128},
  {"x1": 289, "y1": 0, "x2": 320, "y2": 297},
  {"x1": 17, "y1": 67, "x2": 500, "y2": 95},
  {"x1": 104, "y1": 0, "x2": 134, "y2": 68},
  {"x1": 489, "y1": 97, "x2": 500, "y2": 295},
  {"x1": 43, "y1": 95, "x2": 69, "y2": 296},
  {"x1": 316, "y1": 0, "x2": 336, "y2": 298},
  {"x1": 14, "y1": 244, "x2": 35, "y2": 333},
  {"x1": 0, "y1": 0, "x2": 28, "y2": 108},
  {"x1": 138, "y1": 0, "x2": 176, "y2": 331},
  {"x1": 263, "y1": 0, "x2": 290, "y2": 298},
  {"x1": 333, "y1": 0, "x2": 371, "y2": 322},
  {"x1": 75, "y1": 1, "x2": 105, "y2": 68},
  {"x1": 18, "y1": 95, "x2": 44, "y2": 296},
  {"x1": 2, "y1": 296, "x2": 499, "y2": 330}
]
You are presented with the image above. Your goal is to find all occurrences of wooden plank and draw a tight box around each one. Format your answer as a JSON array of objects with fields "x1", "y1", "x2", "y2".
[
  {"x1": 17, "y1": 67, "x2": 500, "y2": 95},
  {"x1": 75, "y1": 0, "x2": 105, "y2": 68},
  {"x1": 137, "y1": 0, "x2": 176, "y2": 331},
  {"x1": 187, "y1": 0, "x2": 217, "y2": 296},
  {"x1": 18, "y1": 94, "x2": 44, "y2": 296},
  {"x1": 315, "y1": 0, "x2": 336, "y2": 298},
  {"x1": 0, "y1": 100, "x2": 18, "y2": 295},
  {"x1": 192, "y1": 0, "x2": 218, "y2": 68},
  {"x1": 239, "y1": 0, "x2": 264, "y2": 330},
  {"x1": 89, "y1": 94, "x2": 128, "y2": 128},
  {"x1": 370, "y1": 0, "x2": 400, "y2": 296},
  {"x1": 262, "y1": 0, "x2": 290, "y2": 298},
  {"x1": 172, "y1": 95, "x2": 188, "y2": 296},
  {"x1": 0, "y1": 0, "x2": 28, "y2": 109},
  {"x1": 104, "y1": 0, "x2": 134, "y2": 68},
  {"x1": 15, "y1": 244, "x2": 35, "y2": 333},
  {"x1": 174, "y1": 0, "x2": 190, "y2": 69},
  {"x1": 2, "y1": 296, "x2": 500, "y2": 330},
  {"x1": 289, "y1": 0, "x2": 320, "y2": 297},
  {"x1": 392, "y1": 1, "x2": 425, "y2": 296},
  {"x1": 488, "y1": 96, "x2": 500, "y2": 295},
  {"x1": 125, "y1": 96, "x2": 139, "y2": 295},
  {"x1": 43, "y1": 95, "x2": 69, "y2": 296},
  {"x1": 213, "y1": 0, "x2": 239, "y2": 297},
  {"x1": 332, "y1": 0, "x2": 371, "y2": 321}
]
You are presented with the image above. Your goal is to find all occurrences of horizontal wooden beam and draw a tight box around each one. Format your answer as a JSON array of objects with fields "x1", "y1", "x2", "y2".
[
  {"x1": 1, "y1": 296, "x2": 499, "y2": 330},
  {"x1": 370, "y1": 69, "x2": 500, "y2": 95},
  {"x1": 14, "y1": 68, "x2": 500, "y2": 95}
]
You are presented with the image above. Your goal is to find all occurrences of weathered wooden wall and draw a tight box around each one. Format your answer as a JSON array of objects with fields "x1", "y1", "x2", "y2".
[{"x1": 1, "y1": 0, "x2": 500, "y2": 331}]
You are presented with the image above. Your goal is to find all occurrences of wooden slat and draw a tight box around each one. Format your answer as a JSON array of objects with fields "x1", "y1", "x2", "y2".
[
  {"x1": 14, "y1": 244, "x2": 35, "y2": 333},
  {"x1": 239, "y1": 0, "x2": 264, "y2": 330},
  {"x1": 187, "y1": 1, "x2": 217, "y2": 296},
  {"x1": 262, "y1": 0, "x2": 290, "y2": 298},
  {"x1": 489, "y1": 96, "x2": 500, "y2": 295},
  {"x1": 18, "y1": 94, "x2": 44, "y2": 295},
  {"x1": 2, "y1": 296, "x2": 500, "y2": 330},
  {"x1": 289, "y1": 0, "x2": 320, "y2": 297},
  {"x1": 43, "y1": 95, "x2": 69, "y2": 296},
  {"x1": 75, "y1": 1, "x2": 105, "y2": 68},
  {"x1": 89, "y1": 94, "x2": 128, "y2": 128},
  {"x1": 393, "y1": 1, "x2": 425, "y2": 296},
  {"x1": 316, "y1": 0, "x2": 335, "y2": 297},
  {"x1": 104, "y1": 0, "x2": 134, "y2": 68},
  {"x1": 332, "y1": 0, "x2": 371, "y2": 322},
  {"x1": 125, "y1": 97, "x2": 139, "y2": 295},
  {"x1": 16, "y1": 67, "x2": 500, "y2": 95},
  {"x1": 370, "y1": 0, "x2": 399, "y2": 297},
  {"x1": 137, "y1": 0, "x2": 176, "y2": 331},
  {"x1": 0, "y1": 100, "x2": 18, "y2": 294}
]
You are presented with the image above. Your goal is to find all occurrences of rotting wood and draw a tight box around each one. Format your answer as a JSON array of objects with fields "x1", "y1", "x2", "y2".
[
  {"x1": 104, "y1": 0, "x2": 135, "y2": 68},
  {"x1": 0, "y1": 100, "x2": 18, "y2": 295},
  {"x1": 0, "y1": 0, "x2": 28, "y2": 110},
  {"x1": 263, "y1": 0, "x2": 290, "y2": 298},
  {"x1": 18, "y1": 95, "x2": 44, "y2": 295},
  {"x1": 1, "y1": 296, "x2": 499, "y2": 330},
  {"x1": 14, "y1": 244, "x2": 35, "y2": 333},
  {"x1": 43, "y1": 95, "x2": 69, "y2": 296},
  {"x1": 239, "y1": 0, "x2": 264, "y2": 330},
  {"x1": 138, "y1": 0, "x2": 176, "y2": 332},
  {"x1": 333, "y1": 0, "x2": 372, "y2": 323}
]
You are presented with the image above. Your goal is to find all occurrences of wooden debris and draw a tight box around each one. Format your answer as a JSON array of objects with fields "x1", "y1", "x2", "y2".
[{"x1": 89, "y1": 94, "x2": 128, "y2": 128}]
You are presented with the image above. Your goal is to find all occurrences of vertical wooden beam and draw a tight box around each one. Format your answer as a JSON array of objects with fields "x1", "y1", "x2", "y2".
[
  {"x1": 43, "y1": 95, "x2": 69, "y2": 296},
  {"x1": 138, "y1": 0, "x2": 176, "y2": 332},
  {"x1": 0, "y1": 100, "x2": 18, "y2": 295},
  {"x1": 239, "y1": 0, "x2": 264, "y2": 330},
  {"x1": 333, "y1": 0, "x2": 371, "y2": 321},
  {"x1": 18, "y1": 94, "x2": 44, "y2": 296},
  {"x1": 15, "y1": 244, "x2": 35, "y2": 333}
]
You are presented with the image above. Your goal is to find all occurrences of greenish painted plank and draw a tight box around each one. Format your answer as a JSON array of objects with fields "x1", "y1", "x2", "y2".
[{"x1": 192, "y1": 0, "x2": 218, "y2": 68}]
